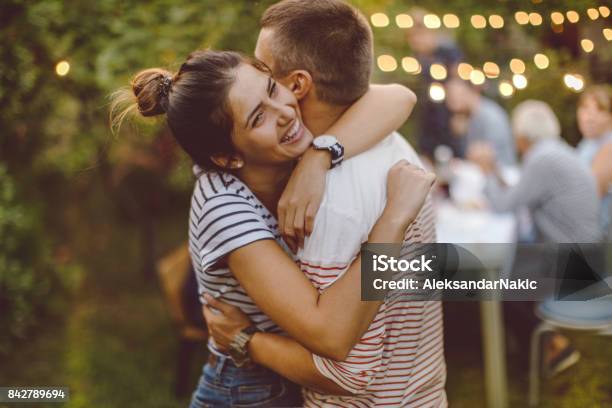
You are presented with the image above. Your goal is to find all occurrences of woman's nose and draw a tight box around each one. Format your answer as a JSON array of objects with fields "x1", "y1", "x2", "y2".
[{"x1": 273, "y1": 102, "x2": 295, "y2": 126}]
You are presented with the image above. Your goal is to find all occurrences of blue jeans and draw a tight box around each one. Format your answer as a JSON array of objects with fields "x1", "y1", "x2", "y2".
[{"x1": 189, "y1": 354, "x2": 303, "y2": 407}]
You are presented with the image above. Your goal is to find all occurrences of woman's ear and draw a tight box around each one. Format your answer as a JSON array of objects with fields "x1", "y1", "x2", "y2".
[
  {"x1": 210, "y1": 153, "x2": 245, "y2": 170},
  {"x1": 285, "y1": 70, "x2": 313, "y2": 101}
]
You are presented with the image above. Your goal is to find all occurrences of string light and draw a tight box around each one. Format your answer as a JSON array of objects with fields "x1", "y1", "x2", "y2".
[
  {"x1": 550, "y1": 12, "x2": 564, "y2": 25},
  {"x1": 533, "y1": 53, "x2": 550, "y2": 69},
  {"x1": 566, "y1": 11, "x2": 580, "y2": 23},
  {"x1": 423, "y1": 14, "x2": 441, "y2": 29},
  {"x1": 402, "y1": 57, "x2": 421, "y2": 74},
  {"x1": 371, "y1": 13, "x2": 390, "y2": 27},
  {"x1": 483, "y1": 62, "x2": 500, "y2": 78},
  {"x1": 429, "y1": 83, "x2": 446, "y2": 102},
  {"x1": 55, "y1": 61, "x2": 70, "y2": 76},
  {"x1": 377, "y1": 55, "x2": 397, "y2": 72},
  {"x1": 443, "y1": 14, "x2": 460, "y2": 28},
  {"x1": 515, "y1": 11, "x2": 529, "y2": 25},
  {"x1": 489, "y1": 15, "x2": 504, "y2": 29},
  {"x1": 564, "y1": 73, "x2": 584, "y2": 92},
  {"x1": 512, "y1": 74, "x2": 528, "y2": 90},
  {"x1": 604, "y1": 28, "x2": 612, "y2": 41},
  {"x1": 587, "y1": 8, "x2": 599, "y2": 20},
  {"x1": 471, "y1": 15, "x2": 487, "y2": 29},
  {"x1": 396, "y1": 14, "x2": 414, "y2": 28},
  {"x1": 430, "y1": 64, "x2": 447, "y2": 80},
  {"x1": 457, "y1": 63, "x2": 473, "y2": 80},
  {"x1": 499, "y1": 81, "x2": 515, "y2": 98},
  {"x1": 510, "y1": 58, "x2": 526, "y2": 74},
  {"x1": 599, "y1": 6, "x2": 610, "y2": 18},
  {"x1": 581, "y1": 39, "x2": 595, "y2": 53},
  {"x1": 469, "y1": 69, "x2": 486, "y2": 85},
  {"x1": 529, "y1": 12, "x2": 543, "y2": 26}
]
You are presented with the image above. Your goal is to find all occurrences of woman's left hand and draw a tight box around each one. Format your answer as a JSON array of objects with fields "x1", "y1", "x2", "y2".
[{"x1": 202, "y1": 294, "x2": 252, "y2": 352}]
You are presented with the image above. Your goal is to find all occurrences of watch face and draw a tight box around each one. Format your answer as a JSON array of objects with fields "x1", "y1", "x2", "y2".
[{"x1": 313, "y1": 135, "x2": 337, "y2": 149}]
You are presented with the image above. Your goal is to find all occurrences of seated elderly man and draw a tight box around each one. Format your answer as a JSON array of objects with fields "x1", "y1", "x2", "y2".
[
  {"x1": 469, "y1": 99, "x2": 601, "y2": 243},
  {"x1": 469, "y1": 100, "x2": 602, "y2": 377}
]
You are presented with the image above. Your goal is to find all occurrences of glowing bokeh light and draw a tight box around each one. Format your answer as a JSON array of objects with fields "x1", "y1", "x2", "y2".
[
  {"x1": 55, "y1": 61, "x2": 70, "y2": 76},
  {"x1": 533, "y1": 53, "x2": 550, "y2": 69},
  {"x1": 371, "y1": 13, "x2": 390, "y2": 27},
  {"x1": 377, "y1": 55, "x2": 397, "y2": 72}
]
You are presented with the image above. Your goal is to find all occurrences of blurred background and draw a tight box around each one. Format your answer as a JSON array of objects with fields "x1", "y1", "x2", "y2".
[{"x1": 1, "y1": 1, "x2": 610, "y2": 407}]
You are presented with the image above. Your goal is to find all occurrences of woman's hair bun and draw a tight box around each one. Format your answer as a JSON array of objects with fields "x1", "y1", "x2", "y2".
[{"x1": 131, "y1": 68, "x2": 174, "y2": 117}]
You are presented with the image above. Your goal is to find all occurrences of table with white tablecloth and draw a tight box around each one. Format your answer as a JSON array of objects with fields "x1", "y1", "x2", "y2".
[{"x1": 436, "y1": 201, "x2": 516, "y2": 408}]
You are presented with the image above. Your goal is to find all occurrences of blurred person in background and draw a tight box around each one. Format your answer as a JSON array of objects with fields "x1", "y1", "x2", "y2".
[
  {"x1": 576, "y1": 85, "x2": 612, "y2": 235},
  {"x1": 446, "y1": 77, "x2": 516, "y2": 166},
  {"x1": 405, "y1": 8, "x2": 463, "y2": 159},
  {"x1": 469, "y1": 100, "x2": 602, "y2": 377}
]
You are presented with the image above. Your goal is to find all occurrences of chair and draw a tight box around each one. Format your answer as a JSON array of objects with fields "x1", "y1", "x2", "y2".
[
  {"x1": 157, "y1": 244, "x2": 208, "y2": 396},
  {"x1": 528, "y1": 296, "x2": 612, "y2": 406}
]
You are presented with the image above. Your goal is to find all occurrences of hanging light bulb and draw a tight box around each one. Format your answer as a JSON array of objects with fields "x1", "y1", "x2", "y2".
[
  {"x1": 443, "y1": 14, "x2": 460, "y2": 28},
  {"x1": 515, "y1": 11, "x2": 529, "y2": 25},
  {"x1": 430, "y1": 63, "x2": 447, "y2": 80},
  {"x1": 401, "y1": 57, "x2": 421, "y2": 74},
  {"x1": 512, "y1": 74, "x2": 528, "y2": 90},
  {"x1": 550, "y1": 12, "x2": 564, "y2": 25},
  {"x1": 498, "y1": 81, "x2": 515, "y2": 98},
  {"x1": 423, "y1": 14, "x2": 441, "y2": 29},
  {"x1": 469, "y1": 69, "x2": 486, "y2": 85},
  {"x1": 377, "y1": 55, "x2": 397, "y2": 72},
  {"x1": 55, "y1": 61, "x2": 70, "y2": 76},
  {"x1": 457, "y1": 63, "x2": 473, "y2": 80},
  {"x1": 489, "y1": 15, "x2": 504, "y2": 29},
  {"x1": 566, "y1": 11, "x2": 580, "y2": 23},
  {"x1": 483, "y1": 62, "x2": 500, "y2": 78},
  {"x1": 371, "y1": 13, "x2": 390, "y2": 27},
  {"x1": 581, "y1": 39, "x2": 595, "y2": 53},
  {"x1": 429, "y1": 83, "x2": 446, "y2": 102},
  {"x1": 396, "y1": 14, "x2": 414, "y2": 28},
  {"x1": 533, "y1": 53, "x2": 550, "y2": 69},
  {"x1": 471, "y1": 14, "x2": 487, "y2": 29}
]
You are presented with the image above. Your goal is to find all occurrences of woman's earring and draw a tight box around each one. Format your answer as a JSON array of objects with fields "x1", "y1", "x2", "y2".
[{"x1": 229, "y1": 156, "x2": 244, "y2": 169}]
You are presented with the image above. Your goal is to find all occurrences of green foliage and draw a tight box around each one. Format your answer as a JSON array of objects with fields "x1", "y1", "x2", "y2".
[{"x1": 0, "y1": 166, "x2": 82, "y2": 354}]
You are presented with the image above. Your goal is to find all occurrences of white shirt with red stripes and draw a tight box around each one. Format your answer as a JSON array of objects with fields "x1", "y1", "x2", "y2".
[{"x1": 299, "y1": 132, "x2": 447, "y2": 407}]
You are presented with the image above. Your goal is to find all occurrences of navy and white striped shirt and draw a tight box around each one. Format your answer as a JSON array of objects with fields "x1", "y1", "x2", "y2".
[{"x1": 188, "y1": 167, "x2": 291, "y2": 354}]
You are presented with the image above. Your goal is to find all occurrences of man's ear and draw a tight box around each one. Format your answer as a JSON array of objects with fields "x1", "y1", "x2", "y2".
[
  {"x1": 210, "y1": 153, "x2": 245, "y2": 170},
  {"x1": 284, "y1": 70, "x2": 313, "y2": 101}
]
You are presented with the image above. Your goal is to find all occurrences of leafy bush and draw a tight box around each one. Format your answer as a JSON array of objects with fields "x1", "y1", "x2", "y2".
[{"x1": 0, "y1": 166, "x2": 81, "y2": 354}]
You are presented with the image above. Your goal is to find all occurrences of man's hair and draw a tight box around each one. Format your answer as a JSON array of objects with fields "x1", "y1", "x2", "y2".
[
  {"x1": 512, "y1": 100, "x2": 561, "y2": 142},
  {"x1": 260, "y1": 0, "x2": 373, "y2": 106}
]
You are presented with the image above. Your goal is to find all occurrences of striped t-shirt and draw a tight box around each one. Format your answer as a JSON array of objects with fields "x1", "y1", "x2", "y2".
[
  {"x1": 188, "y1": 168, "x2": 291, "y2": 354},
  {"x1": 299, "y1": 133, "x2": 447, "y2": 408}
]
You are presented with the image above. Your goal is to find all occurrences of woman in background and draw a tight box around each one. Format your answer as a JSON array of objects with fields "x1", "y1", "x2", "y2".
[{"x1": 576, "y1": 85, "x2": 612, "y2": 234}]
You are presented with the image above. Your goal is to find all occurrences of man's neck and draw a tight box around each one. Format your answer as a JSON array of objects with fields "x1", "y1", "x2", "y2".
[{"x1": 300, "y1": 96, "x2": 348, "y2": 136}]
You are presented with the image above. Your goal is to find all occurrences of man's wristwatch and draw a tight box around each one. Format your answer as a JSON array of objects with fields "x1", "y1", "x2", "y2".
[
  {"x1": 312, "y1": 135, "x2": 344, "y2": 168},
  {"x1": 228, "y1": 325, "x2": 260, "y2": 367}
]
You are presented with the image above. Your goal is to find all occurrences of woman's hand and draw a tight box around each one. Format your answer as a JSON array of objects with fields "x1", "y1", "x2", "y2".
[
  {"x1": 278, "y1": 149, "x2": 329, "y2": 250},
  {"x1": 382, "y1": 160, "x2": 436, "y2": 230},
  {"x1": 202, "y1": 294, "x2": 252, "y2": 352}
]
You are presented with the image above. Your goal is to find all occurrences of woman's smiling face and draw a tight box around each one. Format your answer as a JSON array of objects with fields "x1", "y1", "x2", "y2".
[{"x1": 227, "y1": 63, "x2": 313, "y2": 167}]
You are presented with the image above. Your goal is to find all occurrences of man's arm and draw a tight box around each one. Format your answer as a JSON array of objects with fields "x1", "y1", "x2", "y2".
[
  {"x1": 248, "y1": 333, "x2": 353, "y2": 395},
  {"x1": 485, "y1": 161, "x2": 546, "y2": 213}
]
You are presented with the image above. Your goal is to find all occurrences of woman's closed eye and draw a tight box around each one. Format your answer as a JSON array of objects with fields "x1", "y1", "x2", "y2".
[
  {"x1": 251, "y1": 80, "x2": 277, "y2": 128},
  {"x1": 253, "y1": 111, "x2": 264, "y2": 127}
]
